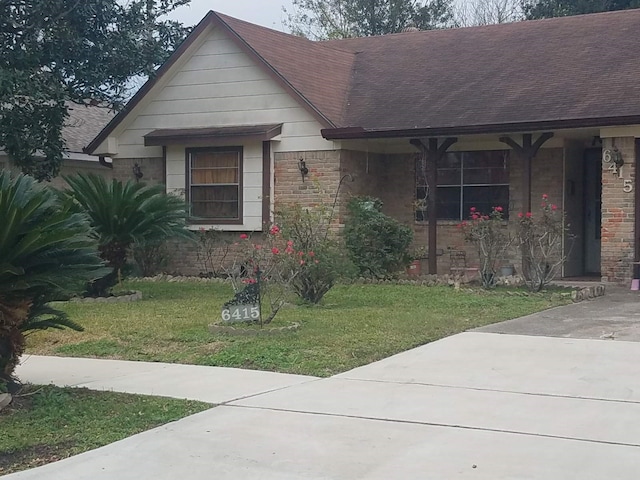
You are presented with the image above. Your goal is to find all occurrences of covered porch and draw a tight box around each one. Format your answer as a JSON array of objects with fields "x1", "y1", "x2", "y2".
[{"x1": 327, "y1": 127, "x2": 640, "y2": 284}]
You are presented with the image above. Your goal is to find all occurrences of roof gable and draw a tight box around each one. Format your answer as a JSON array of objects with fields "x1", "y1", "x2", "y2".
[
  {"x1": 89, "y1": 9, "x2": 640, "y2": 153},
  {"x1": 87, "y1": 12, "x2": 354, "y2": 154}
]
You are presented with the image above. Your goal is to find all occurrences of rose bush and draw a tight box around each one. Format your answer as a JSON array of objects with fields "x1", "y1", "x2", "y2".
[
  {"x1": 516, "y1": 194, "x2": 570, "y2": 292},
  {"x1": 459, "y1": 206, "x2": 511, "y2": 288}
]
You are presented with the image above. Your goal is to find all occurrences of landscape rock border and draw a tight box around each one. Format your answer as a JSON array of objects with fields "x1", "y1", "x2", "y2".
[
  {"x1": 129, "y1": 274, "x2": 606, "y2": 304},
  {"x1": 209, "y1": 321, "x2": 300, "y2": 337},
  {"x1": 69, "y1": 291, "x2": 143, "y2": 303}
]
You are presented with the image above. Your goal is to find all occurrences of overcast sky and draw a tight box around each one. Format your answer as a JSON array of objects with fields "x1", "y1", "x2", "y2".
[{"x1": 168, "y1": 0, "x2": 295, "y2": 31}]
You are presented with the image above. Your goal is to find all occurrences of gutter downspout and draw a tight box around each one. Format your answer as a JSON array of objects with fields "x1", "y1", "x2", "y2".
[{"x1": 98, "y1": 156, "x2": 113, "y2": 169}]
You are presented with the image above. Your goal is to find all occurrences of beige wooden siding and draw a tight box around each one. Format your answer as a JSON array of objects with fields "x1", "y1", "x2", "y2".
[
  {"x1": 105, "y1": 24, "x2": 336, "y2": 230},
  {"x1": 114, "y1": 25, "x2": 334, "y2": 155}
]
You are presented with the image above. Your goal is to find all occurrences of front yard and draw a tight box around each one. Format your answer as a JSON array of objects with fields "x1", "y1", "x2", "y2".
[
  {"x1": 26, "y1": 281, "x2": 571, "y2": 377},
  {"x1": 0, "y1": 385, "x2": 210, "y2": 475}
]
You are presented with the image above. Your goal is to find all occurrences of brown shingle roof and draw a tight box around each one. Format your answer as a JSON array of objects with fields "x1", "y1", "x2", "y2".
[
  {"x1": 144, "y1": 124, "x2": 282, "y2": 146},
  {"x1": 321, "y1": 9, "x2": 640, "y2": 133},
  {"x1": 87, "y1": 9, "x2": 640, "y2": 153}
]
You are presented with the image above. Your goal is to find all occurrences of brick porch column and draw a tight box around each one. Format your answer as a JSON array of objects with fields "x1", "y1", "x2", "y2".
[{"x1": 600, "y1": 137, "x2": 636, "y2": 283}]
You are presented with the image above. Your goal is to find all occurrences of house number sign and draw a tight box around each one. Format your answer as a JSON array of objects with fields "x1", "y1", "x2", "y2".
[{"x1": 603, "y1": 149, "x2": 633, "y2": 193}]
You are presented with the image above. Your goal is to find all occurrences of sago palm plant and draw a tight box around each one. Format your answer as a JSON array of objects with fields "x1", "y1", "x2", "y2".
[
  {"x1": 0, "y1": 172, "x2": 105, "y2": 391},
  {"x1": 64, "y1": 174, "x2": 192, "y2": 296}
]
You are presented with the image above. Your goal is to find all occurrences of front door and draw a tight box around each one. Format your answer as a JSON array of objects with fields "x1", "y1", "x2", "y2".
[{"x1": 584, "y1": 149, "x2": 602, "y2": 274}]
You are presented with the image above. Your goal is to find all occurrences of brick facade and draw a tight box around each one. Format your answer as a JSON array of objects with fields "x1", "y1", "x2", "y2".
[
  {"x1": 601, "y1": 137, "x2": 636, "y2": 283},
  {"x1": 140, "y1": 143, "x2": 640, "y2": 284},
  {"x1": 112, "y1": 157, "x2": 165, "y2": 185},
  {"x1": 332, "y1": 148, "x2": 565, "y2": 275}
]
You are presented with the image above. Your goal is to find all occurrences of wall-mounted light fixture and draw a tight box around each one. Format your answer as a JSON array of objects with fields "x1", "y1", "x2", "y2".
[
  {"x1": 612, "y1": 147, "x2": 625, "y2": 168},
  {"x1": 604, "y1": 147, "x2": 624, "y2": 168},
  {"x1": 298, "y1": 158, "x2": 309, "y2": 182},
  {"x1": 133, "y1": 163, "x2": 144, "y2": 182}
]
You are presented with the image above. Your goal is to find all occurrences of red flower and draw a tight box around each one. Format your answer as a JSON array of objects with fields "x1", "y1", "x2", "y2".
[
  {"x1": 470, "y1": 207, "x2": 476, "y2": 212},
  {"x1": 285, "y1": 247, "x2": 294, "y2": 254},
  {"x1": 239, "y1": 233, "x2": 248, "y2": 239},
  {"x1": 287, "y1": 240, "x2": 294, "y2": 246},
  {"x1": 551, "y1": 204, "x2": 558, "y2": 211},
  {"x1": 482, "y1": 215, "x2": 489, "y2": 220},
  {"x1": 471, "y1": 214, "x2": 479, "y2": 220},
  {"x1": 298, "y1": 251, "x2": 304, "y2": 256},
  {"x1": 495, "y1": 206, "x2": 503, "y2": 212},
  {"x1": 299, "y1": 260, "x2": 305, "y2": 266},
  {"x1": 255, "y1": 244, "x2": 262, "y2": 250},
  {"x1": 518, "y1": 212, "x2": 524, "y2": 218},
  {"x1": 269, "y1": 225, "x2": 280, "y2": 235},
  {"x1": 308, "y1": 251, "x2": 315, "y2": 257},
  {"x1": 242, "y1": 278, "x2": 257, "y2": 284},
  {"x1": 526, "y1": 212, "x2": 533, "y2": 218},
  {"x1": 542, "y1": 194, "x2": 548, "y2": 200},
  {"x1": 271, "y1": 247, "x2": 280, "y2": 254}
]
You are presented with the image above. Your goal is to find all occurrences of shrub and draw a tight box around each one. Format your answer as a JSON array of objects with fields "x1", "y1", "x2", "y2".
[
  {"x1": 344, "y1": 197, "x2": 413, "y2": 278},
  {"x1": 225, "y1": 228, "x2": 301, "y2": 325},
  {"x1": 63, "y1": 174, "x2": 192, "y2": 296},
  {"x1": 516, "y1": 195, "x2": 570, "y2": 292},
  {"x1": 459, "y1": 206, "x2": 511, "y2": 288},
  {"x1": 277, "y1": 205, "x2": 356, "y2": 304},
  {"x1": 0, "y1": 172, "x2": 105, "y2": 391},
  {"x1": 132, "y1": 240, "x2": 170, "y2": 277},
  {"x1": 195, "y1": 228, "x2": 231, "y2": 278}
]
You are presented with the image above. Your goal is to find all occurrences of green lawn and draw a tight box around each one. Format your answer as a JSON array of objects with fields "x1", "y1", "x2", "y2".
[
  {"x1": 26, "y1": 281, "x2": 570, "y2": 377},
  {"x1": 0, "y1": 385, "x2": 211, "y2": 475}
]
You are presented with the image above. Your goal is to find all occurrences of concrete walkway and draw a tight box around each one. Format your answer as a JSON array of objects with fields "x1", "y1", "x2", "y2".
[{"x1": 6, "y1": 293, "x2": 640, "y2": 479}]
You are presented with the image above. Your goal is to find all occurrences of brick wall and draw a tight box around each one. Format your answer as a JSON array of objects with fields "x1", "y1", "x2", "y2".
[
  {"x1": 152, "y1": 146, "x2": 572, "y2": 278},
  {"x1": 112, "y1": 157, "x2": 165, "y2": 185},
  {"x1": 601, "y1": 137, "x2": 636, "y2": 283},
  {"x1": 365, "y1": 148, "x2": 565, "y2": 274}
]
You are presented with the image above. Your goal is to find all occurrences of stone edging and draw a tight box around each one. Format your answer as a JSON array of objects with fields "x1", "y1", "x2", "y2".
[
  {"x1": 128, "y1": 275, "x2": 606, "y2": 303},
  {"x1": 208, "y1": 321, "x2": 300, "y2": 337},
  {"x1": 69, "y1": 291, "x2": 143, "y2": 303},
  {"x1": 570, "y1": 284, "x2": 606, "y2": 303}
]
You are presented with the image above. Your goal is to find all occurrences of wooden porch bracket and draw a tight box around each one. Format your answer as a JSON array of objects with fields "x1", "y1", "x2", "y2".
[
  {"x1": 499, "y1": 132, "x2": 554, "y2": 213},
  {"x1": 410, "y1": 137, "x2": 458, "y2": 274}
]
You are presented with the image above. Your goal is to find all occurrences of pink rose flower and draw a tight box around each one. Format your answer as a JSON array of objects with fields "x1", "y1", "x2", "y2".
[{"x1": 240, "y1": 233, "x2": 248, "y2": 239}]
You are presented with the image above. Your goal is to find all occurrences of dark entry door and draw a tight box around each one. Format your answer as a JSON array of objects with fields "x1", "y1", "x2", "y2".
[{"x1": 584, "y1": 149, "x2": 602, "y2": 274}]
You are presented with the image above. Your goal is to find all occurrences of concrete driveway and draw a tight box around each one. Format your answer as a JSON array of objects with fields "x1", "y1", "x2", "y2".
[{"x1": 6, "y1": 291, "x2": 640, "y2": 479}]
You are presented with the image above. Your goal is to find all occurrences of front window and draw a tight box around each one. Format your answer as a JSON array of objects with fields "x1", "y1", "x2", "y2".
[
  {"x1": 416, "y1": 150, "x2": 509, "y2": 221},
  {"x1": 187, "y1": 147, "x2": 242, "y2": 223}
]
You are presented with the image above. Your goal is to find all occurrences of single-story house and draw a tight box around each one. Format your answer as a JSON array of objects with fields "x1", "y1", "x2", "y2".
[
  {"x1": 1, "y1": 103, "x2": 115, "y2": 188},
  {"x1": 86, "y1": 9, "x2": 640, "y2": 283}
]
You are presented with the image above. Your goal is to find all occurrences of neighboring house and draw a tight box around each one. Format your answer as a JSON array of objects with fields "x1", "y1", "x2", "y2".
[
  {"x1": 86, "y1": 9, "x2": 640, "y2": 283},
  {"x1": 0, "y1": 103, "x2": 114, "y2": 188}
]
